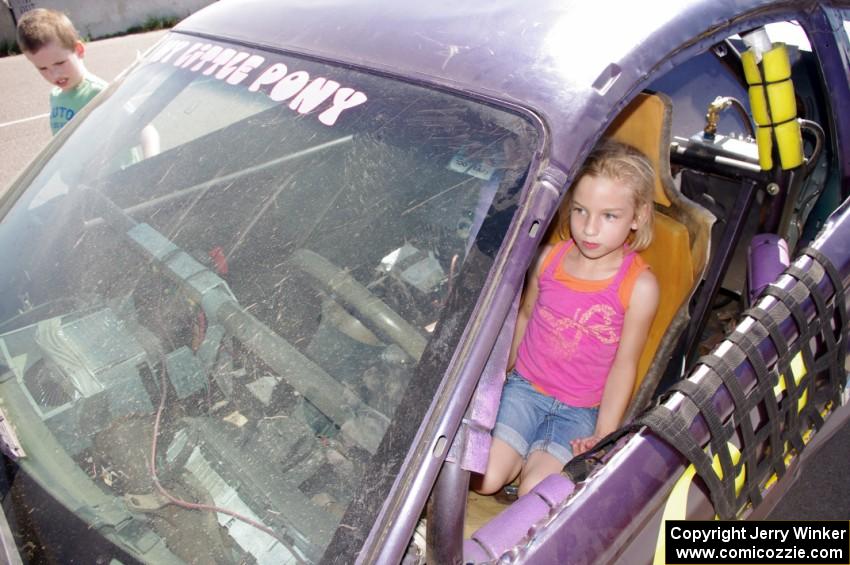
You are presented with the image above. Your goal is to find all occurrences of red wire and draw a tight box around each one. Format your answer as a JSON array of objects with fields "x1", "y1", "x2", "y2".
[{"x1": 148, "y1": 367, "x2": 286, "y2": 546}]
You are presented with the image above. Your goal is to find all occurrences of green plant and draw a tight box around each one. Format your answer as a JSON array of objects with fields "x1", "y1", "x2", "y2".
[
  {"x1": 124, "y1": 15, "x2": 180, "y2": 35},
  {"x1": 94, "y1": 14, "x2": 180, "y2": 40},
  {"x1": 0, "y1": 38, "x2": 20, "y2": 57}
]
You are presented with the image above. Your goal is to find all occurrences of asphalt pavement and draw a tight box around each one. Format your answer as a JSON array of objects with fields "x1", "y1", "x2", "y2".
[
  {"x1": 0, "y1": 26, "x2": 847, "y2": 528},
  {"x1": 0, "y1": 29, "x2": 168, "y2": 194}
]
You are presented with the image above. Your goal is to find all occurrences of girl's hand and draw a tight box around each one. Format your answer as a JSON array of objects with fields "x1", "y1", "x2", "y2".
[{"x1": 570, "y1": 435, "x2": 602, "y2": 456}]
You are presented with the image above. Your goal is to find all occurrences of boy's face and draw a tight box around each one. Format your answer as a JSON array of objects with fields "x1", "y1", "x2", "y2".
[{"x1": 25, "y1": 41, "x2": 86, "y2": 92}]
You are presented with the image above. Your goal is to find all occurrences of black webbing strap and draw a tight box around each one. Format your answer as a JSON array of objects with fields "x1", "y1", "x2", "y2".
[
  {"x1": 622, "y1": 246, "x2": 846, "y2": 520},
  {"x1": 762, "y1": 285, "x2": 820, "y2": 447},
  {"x1": 772, "y1": 248, "x2": 847, "y2": 422},
  {"x1": 728, "y1": 327, "x2": 786, "y2": 482},
  {"x1": 797, "y1": 247, "x2": 847, "y2": 404},
  {"x1": 698, "y1": 352, "x2": 764, "y2": 509},
  {"x1": 634, "y1": 400, "x2": 737, "y2": 520},
  {"x1": 801, "y1": 246, "x2": 847, "y2": 330},
  {"x1": 561, "y1": 425, "x2": 634, "y2": 483}
]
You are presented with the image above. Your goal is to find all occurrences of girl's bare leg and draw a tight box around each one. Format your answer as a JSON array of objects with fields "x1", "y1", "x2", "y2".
[
  {"x1": 472, "y1": 437, "x2": 524, "y2": 495},
  {"x1": 518, "y1": 450, "x2": 563, "y2": 496}
]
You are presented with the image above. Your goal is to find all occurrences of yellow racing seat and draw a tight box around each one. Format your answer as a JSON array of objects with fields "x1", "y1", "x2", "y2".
[{"x1": 548, "y1": 92, "x2": 715, "y2": 418}]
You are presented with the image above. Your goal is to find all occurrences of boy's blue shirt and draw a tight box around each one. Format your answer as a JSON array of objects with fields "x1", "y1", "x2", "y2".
[{"x1": 49, "y1": 73, "x2": 108, "y2": 134}]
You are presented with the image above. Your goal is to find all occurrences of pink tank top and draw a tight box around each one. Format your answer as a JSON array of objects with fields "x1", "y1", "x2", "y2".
[{"x1": 515, "y1": 240, "x2": 642, "y2": 407}]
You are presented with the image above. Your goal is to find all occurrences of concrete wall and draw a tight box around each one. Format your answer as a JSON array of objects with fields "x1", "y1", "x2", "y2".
[
  {"x1": 0, "y1": 1, "x2": 15, "y2": 46},
  {"x1": 1, "y1": 0, "x2": 215, "y2": 47}
]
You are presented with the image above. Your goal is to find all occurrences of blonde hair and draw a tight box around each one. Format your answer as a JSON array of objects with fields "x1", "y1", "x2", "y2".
[
  {"x1": 17, "y1": 8, "x2": 80, "y2": 53},
  {"x1": 558, "y1": 139, "x2": 655, "y2": 251}
]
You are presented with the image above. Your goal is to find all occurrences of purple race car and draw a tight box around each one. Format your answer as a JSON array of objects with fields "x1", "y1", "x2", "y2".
[{"x1": 0, "y1": 1, "x2": 848, "y2": 563}]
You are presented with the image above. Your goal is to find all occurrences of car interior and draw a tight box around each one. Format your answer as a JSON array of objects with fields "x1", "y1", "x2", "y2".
[
  {"x1": 455, "y1": 89, "x2": 716, "y2": 548},
  {"x1": 441, "y1": 20, "x2": 837, "y2": 562}
]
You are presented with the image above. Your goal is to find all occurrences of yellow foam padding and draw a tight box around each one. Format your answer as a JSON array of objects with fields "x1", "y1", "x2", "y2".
[
  {"x1": 763, "y1": 43, "x2": 792, "y2": 82},
  {"x1": 748, "y1": 84, "x2": 770, "y2": 125},
  {"x1": 603, "y1": 94, "x2": 671, "y2": 207},
  {"x1": 745, "y1": 42, "x2": 802, "y2": 171},
  {"x1": 635, "y1": 212, "x2": 693, "y2": 392},
  {"x1": 741, "y1": 50, "x2": 762, "y2": 85},
  {"x1": 775, "y1": 119, "x2": 804, "y2": 170},
  {"x1": 766, "y1": 80, "x2": 797, "y2": 123},
  {"x1": 756, "y1": 126, "x2": 774, "y2": 170}
]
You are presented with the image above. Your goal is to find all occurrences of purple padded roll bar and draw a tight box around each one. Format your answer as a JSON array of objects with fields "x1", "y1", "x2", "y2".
[{"x1": 747, "y1": 233, "x2": 790, "y2": 304}]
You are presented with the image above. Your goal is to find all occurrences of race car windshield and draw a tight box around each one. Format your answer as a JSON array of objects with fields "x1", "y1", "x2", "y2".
[{"x1": 0, "y1": 33, "x2": 538, "y2": 562}]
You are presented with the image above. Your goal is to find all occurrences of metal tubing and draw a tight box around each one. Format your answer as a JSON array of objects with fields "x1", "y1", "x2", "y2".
[
  {"x1": 685, "y1": 177, "x2": 759, "y2": 365},
  {"x1": 747, "y1": 233, "x2": 790, "y2": 304},
  {"x1": 427, "y1": 460, "x2": 470, "y2": 565},
  {"x1": 762, "y1": 168, "x2": 792, "y2": 234}
]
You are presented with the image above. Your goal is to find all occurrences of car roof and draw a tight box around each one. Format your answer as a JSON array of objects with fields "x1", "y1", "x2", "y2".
[{"x1": 175, "y1": 0, "x2": 806, "y2": 172}]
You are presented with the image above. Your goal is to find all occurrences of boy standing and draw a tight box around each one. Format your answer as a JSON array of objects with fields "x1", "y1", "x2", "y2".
[{"x1": 17, "y1": 9, "x2": 108, "y2": 134}]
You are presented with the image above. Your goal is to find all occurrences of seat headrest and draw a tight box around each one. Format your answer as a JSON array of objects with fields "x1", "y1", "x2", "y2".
[{"x1": 605, "y1": 93, "x2": 673, "y2": 207}]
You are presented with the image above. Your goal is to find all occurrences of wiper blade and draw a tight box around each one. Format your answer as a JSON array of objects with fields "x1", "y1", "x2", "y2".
[{"x1": 0, "y1": 407, "x2": 25, "y2": 461}]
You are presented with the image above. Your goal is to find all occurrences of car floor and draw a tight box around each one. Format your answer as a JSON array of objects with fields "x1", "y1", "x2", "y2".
[{"x1": 465, "y1": 490, "x2": 513, "y2": 538}]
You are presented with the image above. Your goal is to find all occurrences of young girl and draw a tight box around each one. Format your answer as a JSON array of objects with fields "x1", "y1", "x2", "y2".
[{"x1": 475, "y1": 139, "x2": 660, "y2": 497}]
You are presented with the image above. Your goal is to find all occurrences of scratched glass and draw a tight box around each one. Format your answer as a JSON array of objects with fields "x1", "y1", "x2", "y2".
[{"x1": 0, "y1": 35, "x2": 538, "y2": 562}]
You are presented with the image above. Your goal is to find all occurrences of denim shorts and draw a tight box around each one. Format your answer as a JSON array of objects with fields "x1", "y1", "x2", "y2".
[{"x1": 493, "y1": 370, "x2": 598, "y2": 464}]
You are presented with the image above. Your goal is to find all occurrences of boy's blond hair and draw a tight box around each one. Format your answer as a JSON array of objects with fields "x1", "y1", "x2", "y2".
[
  {"x1": 558, "y1": 139, "x2": 656, "y2": 251},
  {"x1": 17, "y1": 8, "x2": 81, "y2": 53}
]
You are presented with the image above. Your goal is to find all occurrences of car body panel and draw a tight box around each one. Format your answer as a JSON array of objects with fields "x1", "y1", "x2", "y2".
[
  {"x1": 0, "y1": 1, "x2": 849, "y2": 564},
  {"x1": 175, "y1": 1, "x2": 842, "y2": 178}
]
